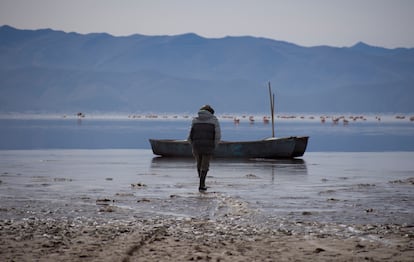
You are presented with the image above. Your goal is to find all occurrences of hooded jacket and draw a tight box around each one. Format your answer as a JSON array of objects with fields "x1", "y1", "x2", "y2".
[{"x1": 188, "y1": 109, "x2": 221, "y2": 154}]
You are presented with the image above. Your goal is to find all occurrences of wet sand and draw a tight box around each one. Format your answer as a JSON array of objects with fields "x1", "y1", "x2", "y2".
[
  {"x1": 1, "y1": 199, "x2": 413, "y2": 261},
  {"x1": 1, "y1": 150, "x2": 414, "y2": 261}
]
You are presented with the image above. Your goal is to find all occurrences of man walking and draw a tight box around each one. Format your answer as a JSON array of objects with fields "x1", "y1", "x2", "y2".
[{"x1": 188, "y1": 105, "x2": 221, "y2": 191}]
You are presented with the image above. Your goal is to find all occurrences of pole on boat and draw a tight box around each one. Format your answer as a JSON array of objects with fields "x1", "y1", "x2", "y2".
[{"x1": 268, "y1": 82, "x2": 275, "y2": 137}]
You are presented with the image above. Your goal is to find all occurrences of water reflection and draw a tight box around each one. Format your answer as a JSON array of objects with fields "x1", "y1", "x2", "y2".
[
  {"x1": 248, "y1": 158, "x2": 308, "y2": 183},
  {"x1": 151, "y1": 157, "x2": 308, "y2": 184},
  {"x1": 148, "y1": 156, "x2": 309, "y2": 219}
]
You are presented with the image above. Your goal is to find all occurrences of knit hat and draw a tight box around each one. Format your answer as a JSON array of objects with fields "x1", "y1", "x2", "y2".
[{"x1": 200, "y1": 105, "x2": 215, "y2": 114}]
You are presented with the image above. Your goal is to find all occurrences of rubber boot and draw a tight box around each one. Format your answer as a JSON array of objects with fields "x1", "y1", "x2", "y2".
[{"x1": 199, "y1": 170, "x2": 208, "y2": 191}]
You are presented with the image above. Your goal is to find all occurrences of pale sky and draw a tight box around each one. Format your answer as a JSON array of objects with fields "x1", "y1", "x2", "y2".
[{"x1": 1, "y1": 0, "x2": 413, "y2": 48}]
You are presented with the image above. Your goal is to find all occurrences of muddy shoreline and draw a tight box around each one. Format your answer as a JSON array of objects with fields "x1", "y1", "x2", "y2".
[{"x1": 1, "y1": 198, "x2": 413, "y2": 261}]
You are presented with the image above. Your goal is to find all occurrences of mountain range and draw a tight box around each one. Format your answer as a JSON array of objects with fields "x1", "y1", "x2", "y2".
[{"x1": 1, "y1": 25, "x2": 413, "y2": 113}]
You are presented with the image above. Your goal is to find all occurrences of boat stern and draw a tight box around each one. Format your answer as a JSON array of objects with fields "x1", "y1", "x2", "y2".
[{"x1": 291, "y1": 136, "x2": 309, "y2": 157}]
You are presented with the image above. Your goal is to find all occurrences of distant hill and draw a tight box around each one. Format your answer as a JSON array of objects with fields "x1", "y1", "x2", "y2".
[{"x1": 1, "y1": 25, "x2": 413, "y2": 113}]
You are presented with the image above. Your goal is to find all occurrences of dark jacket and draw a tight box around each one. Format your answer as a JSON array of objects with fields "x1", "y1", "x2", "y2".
[{"x1": 188, "y1": 110, "x2": 221, "y2": 154}]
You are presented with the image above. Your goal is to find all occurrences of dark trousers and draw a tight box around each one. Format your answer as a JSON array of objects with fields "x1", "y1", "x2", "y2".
[{"x1": 193, "y1": 152, "x2": 212, "y2": 175}]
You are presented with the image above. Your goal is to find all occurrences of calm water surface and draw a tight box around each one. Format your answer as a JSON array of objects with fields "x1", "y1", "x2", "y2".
[{"x1": 1, "y1": 116, "x2": 414, "y2": 151}]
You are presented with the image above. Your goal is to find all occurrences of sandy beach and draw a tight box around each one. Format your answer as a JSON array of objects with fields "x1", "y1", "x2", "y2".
[{"x1": 1, "y1": 198, "x2": 413, "y2": 262}]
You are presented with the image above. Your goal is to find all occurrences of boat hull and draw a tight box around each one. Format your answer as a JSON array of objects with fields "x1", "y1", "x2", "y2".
[{"x1": 149, "y1": 136, "x2": 309, "y2": 159}]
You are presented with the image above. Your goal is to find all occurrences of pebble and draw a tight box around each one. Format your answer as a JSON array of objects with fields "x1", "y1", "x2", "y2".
[
  {"x1": 313, "y1": 247, "x2": 325, "y2": 253},
  {"x1": 131, "y1": 182, "x2": 147, "y2": 188},
  {"x1": 245, "y1": 174, "x2": 259, "y2": 179},
  {"x1": 137, "y1": 198, "x2": 151, "y2": 203}
]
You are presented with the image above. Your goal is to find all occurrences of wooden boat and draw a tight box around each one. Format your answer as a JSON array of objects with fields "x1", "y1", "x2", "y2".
[{"x1": 149, "y1": 136, "x2": 309, "y2": 159}]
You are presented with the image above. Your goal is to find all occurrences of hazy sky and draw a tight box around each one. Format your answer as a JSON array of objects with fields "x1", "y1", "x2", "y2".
[{"x1": 1, "y1": 0, "x2": 413, "y2": 48}]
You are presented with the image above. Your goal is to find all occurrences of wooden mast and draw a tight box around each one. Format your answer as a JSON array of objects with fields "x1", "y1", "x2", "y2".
[{"x1": 268, "y1": 82, "x2": 275, "y2": 137}]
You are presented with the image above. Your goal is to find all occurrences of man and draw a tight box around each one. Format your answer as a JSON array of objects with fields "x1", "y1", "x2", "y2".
[{"x1": 188, "y1": 105, "x2": 221, "y2": 191}]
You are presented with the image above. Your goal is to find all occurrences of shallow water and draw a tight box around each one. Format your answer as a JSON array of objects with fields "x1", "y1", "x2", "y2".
[{"x1": 1, "y1": 150, "x2": 413, "y2": 226}]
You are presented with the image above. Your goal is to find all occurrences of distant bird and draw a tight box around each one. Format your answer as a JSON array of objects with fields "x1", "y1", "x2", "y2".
[{"x1": 249, "y1": 116, "x2": 255, "y2": 124}]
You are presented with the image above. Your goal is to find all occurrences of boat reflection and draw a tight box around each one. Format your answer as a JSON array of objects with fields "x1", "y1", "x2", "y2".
[{"x1": 151, "y1": 157, "x2": 308, "y2": 183}]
